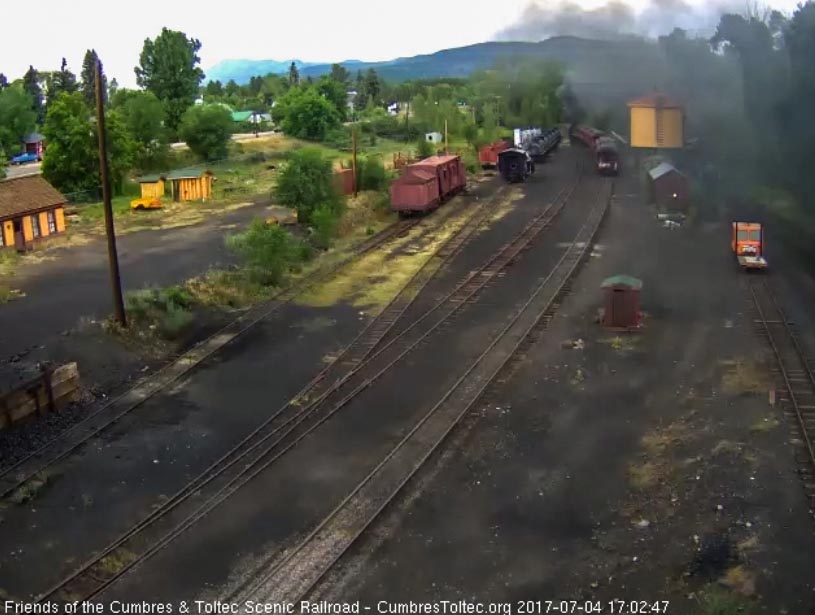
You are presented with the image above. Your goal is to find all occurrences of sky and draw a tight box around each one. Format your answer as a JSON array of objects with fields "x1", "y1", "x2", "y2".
[{"x1": 0, "y1": 0, "x2": 803, "y2": 87}]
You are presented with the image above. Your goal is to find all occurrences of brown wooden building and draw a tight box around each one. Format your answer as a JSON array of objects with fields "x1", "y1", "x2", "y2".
[
  {"x1": 0, "y1": 176, "x2": 67, "y2": 251},
  {"x1": 647, "y1": 162, "x2": 690, "y2": 210},
  {"x1": 166, "y1": 168, "x2": 214, "y2": 202}
]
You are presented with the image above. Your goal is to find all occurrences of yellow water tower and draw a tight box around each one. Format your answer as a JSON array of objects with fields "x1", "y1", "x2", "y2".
[{"x1": 627, "y1": 92, "x2": 684, "y2": 149}]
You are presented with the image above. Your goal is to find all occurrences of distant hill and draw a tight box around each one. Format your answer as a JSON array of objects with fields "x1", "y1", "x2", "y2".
[
  {"x1": 205, "y1": 37, "x2": 663, "y2": 87},
  {"x1": 205, "y1": 59, "x2": 319, "y2": 84}
]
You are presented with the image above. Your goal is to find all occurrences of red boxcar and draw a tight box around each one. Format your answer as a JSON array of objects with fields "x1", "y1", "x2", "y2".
[
  {"x1": 571, "y1": 125, "x2": 605, "y2": 150},
  {"x1": 478, "y1": 140, "x2": 508, "y2": 168},
  {"x1": 390, "y1": 155, "x2": 466, "y2": 213},
  {"x1": 333, "y1": 168, "x2": 355, "y2": 195}
]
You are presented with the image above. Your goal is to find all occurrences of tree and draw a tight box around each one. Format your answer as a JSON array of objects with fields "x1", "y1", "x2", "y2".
[
  {"x1": 22, "y1": 66, "x2": 44, "y2": 123},
  {"x1": 0, "y1": 74, "x2": 8, "y2": 90},
  {"x1": 316, "y1": 77, "x2": 347, "y2": 121},
  {"x1": 288, "y1": 62, "x2": 300, "y2": 86},
  {"x1": 272, "y1": 86, "x2": 340, "y2": 141},
  {"x1": 364, "y1": 69, "x2": 382, "y2": 107},
  {"x1": 205, "y1": 80, "x2": 224, "y2": 98},
  {"x1": 108, "y1": 77, "x2": 119, "y2": 100},
  {"x1": 354, "y1": 71, "x2": 368, "y2": 110},
  {"x1": 179, "y1": 104, "x2": 232, "y2": 161},
  {"x1": 80, "y1": 50, "x2": 106, "y2": 108},
  {"x1": 0, "y1": 85, "x2": 37, "y2": 156},
  {"x1": 136, "y1": 28, "x2": 205, "y2": 135},
  {"x1": 329, "y1": 64, "x2": 350, "y2": 86},
  {"x1": 122, "y1": 90, "x2": 168, "y2": 170},
  {"x1": 47, "y1": 58, "x2": 78, "y2": 106},
  {"x1": 0, "y1": 148, "x2": 7, "y2": 179},
  {"x1": 42, "y1": 91, "x2": 133, "y2": 195},
  {"x1": 275, "y1": 147, "x2": 340, "y2": 223}
]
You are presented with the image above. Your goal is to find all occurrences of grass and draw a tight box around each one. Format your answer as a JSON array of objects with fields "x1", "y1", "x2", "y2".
[
  {"x1": 123, "y1": 286, "x2": 195, "y2": 341},
  {"x1": 749, "y1": 415, "x2": 780, "y2": 432},
  {"x1": 8, "y1": 471, "x2": 55, "y2": 505},
  {"x1": 696, "y1": 587, "x2": 753, "y2": 614},
  {"x1": 96, "y1": 548, "x2": 139, "y2": 575},
  {"x1": 720, "y1": 358, "x2": 772, "y2": 395},
  {"x1": 184, "y1": 269, "x2": 274, "y2": 309}
]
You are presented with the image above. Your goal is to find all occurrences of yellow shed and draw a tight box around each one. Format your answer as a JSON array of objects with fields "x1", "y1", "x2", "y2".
[
  {"x1": 137, "y1": 174, "x2": 166, "y2": 199},
  {"x1": 628, "y1": 92, "x2": 684, "y2": 149},
  {"x1": 167, "y1": 168, "x2": 214, "y2": 202}
]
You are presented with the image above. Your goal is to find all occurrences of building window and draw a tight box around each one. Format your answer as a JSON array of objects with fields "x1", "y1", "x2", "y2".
[
  {"x1": 31, "y1": 214, "x2": 41, "y2": 238},
  {"x1": 47, "y1": 210, "x2": 57, "y2": 233}
]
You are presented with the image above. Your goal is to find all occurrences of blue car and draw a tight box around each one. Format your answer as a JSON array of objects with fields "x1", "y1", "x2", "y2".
[{"x1": 11, "y1": 152, "x2": 40, "y2": 165}]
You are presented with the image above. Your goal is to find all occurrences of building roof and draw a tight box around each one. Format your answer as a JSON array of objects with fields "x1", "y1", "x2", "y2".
[
  {"x1": 166, "y1": 167, "x2": 212, "y2": 180},
  {"x1": 23, "y1": 133, "x2": 45, "y2": 144},
  {"x1": 601, "y1": 274, "x2": 643, "y2": 290},
  {"x1": 414, "y1": 155, "x2": 460, "y2": 167},
  {"x1": 399, "y1": 169, "x2": 436, "y2": 183},
  {"x1": 627, "y1": 92, "x2": 682, "y2": 108},
  {"x1": 648, "y1": 162, "x2": 684, "y2": 180},
  {"x1": 0, "y1": 175, "x2": 66, "y2": 220},
  {"x1": 231, "y1": 111, "x2": 254, "y2": 122},
  {"x1": 137, "y1": 173, "x2": 166, "y2": 183}
]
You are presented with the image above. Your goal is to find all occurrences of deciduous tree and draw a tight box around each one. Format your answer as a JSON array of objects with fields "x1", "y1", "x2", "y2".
[
  {"x1": 179, "y1": 104, "x2": 232, "y2": 161},
  {"x1": 275, "y1": 147, "x2": 340, "y2": 223},
  {"x1": 122, "y1": 90, "x2": 168, "y2": 170},
  {"x1": 272, "y1": 86, "x2": 340, "y2": 141},
  {"x1": 0, "y1": 85, "x2": 37, "y2": 156}
]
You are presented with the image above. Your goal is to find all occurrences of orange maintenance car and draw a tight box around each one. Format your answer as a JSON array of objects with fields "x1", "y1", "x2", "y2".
[{"x1": 731, "y1": 221, "x2": 768, "y2": 270}]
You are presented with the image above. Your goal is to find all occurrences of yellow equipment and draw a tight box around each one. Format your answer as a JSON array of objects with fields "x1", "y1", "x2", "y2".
[
  {"x1": 130, "y1": 197, "x2": 163, "y2": 210},
  {"x1": 731, "y1": 222, "x2": 767, "y2": 270}
]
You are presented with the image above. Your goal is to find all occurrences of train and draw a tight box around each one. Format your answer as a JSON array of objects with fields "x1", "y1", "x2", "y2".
[
  {"x1": 478, "y1": 139, "x2": 510, "y2": 169},
  {"x1": 390, "y1": 154, "x2": 467, "y2": 214},
  {"x1": 570, "y1": 124, "x2": 620, "y2": 176},
  {"x1": 523, "y1": 127, "x2": 562, "y2": 162},
  {"x1": 498, "y1": 148, "x2": 534, "y2": 183}
]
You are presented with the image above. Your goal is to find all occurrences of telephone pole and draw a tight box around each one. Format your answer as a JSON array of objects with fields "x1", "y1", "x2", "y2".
[
  {"x1": 351, "y1": 123, "x2": 358, "y2": 198},
  {"x1": 95, "y1": 58, "x2": 126, "y2": 327}
]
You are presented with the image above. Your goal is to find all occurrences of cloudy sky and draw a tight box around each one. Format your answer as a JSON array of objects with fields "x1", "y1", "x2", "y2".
[{"x1": 1, "y1": 0, "x2": 802, "y2": 87}]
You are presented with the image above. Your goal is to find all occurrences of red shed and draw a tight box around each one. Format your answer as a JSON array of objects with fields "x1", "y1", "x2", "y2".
[
  {"x1": 601, "y1": 275, "x2": 642, "y2": 329},
  {"x1": 333, "y1": 168, "x2": 355, "y2": 196},
  {"x1": 648, "y1": 162, "x2": 689, "y2": 211},
  {"x1": 478, "y1": 140, "x2": 508, "y2": 168},
  {"x1": 390, "y1": 168, "x2": 440, "y2": 213}
]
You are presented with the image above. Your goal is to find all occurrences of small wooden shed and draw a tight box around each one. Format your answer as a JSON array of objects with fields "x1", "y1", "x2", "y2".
[
  {"x1": 166, "y1": 168, "x2": 214, "y2": 202},
  {"x1": 137, "y1": 174, "x2": 166, "y2": 199},
  {"x1": 601, "y1": 275, "x2": 642, "y2": 329},
  {"x1": 648, "y1": 162, "x2": 689, "y2": 210}
]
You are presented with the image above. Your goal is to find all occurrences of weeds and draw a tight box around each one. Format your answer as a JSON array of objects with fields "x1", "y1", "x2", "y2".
[
  {"x1": 125, "y1": 286, "x2": 195, "y2": 340},
  {"x1": 9, "y1": 471, "x2": 53, "y2": 505},
  {"x1": 696, "y1": 586, "x2": 752, "y2": 614},
  {"x1": 227, "y1": 220, "x2": 312, "y2": 286}
]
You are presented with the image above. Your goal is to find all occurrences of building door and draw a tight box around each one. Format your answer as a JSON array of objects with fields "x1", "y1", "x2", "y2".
[
  {"x1": 12, "y1": 218, "x2": 25, "y2": 251},
  {"x1": 612, "y1": 289, "x2": 627, "y2": 328}
]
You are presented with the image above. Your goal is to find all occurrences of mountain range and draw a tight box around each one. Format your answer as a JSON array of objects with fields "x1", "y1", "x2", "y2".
[{"x1": 205, "y1": 36, "x2": 663, "y2": 87}]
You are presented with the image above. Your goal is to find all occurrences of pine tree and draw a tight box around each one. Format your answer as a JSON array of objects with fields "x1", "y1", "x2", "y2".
[
  {"x1": 0, "y1": 74, "x2": 8, "y2": 90},
  {"x1": 80, "y1": 49, "x2": 106, "y2": 107},
  {"x1": 288, "y1": 62, "x2": 300, "y2": 87},
  {"x1": 108, "y1": 77, "x2": 119, "y2": 100},
  {"x1": 22, "y1": 66, "x2": 44, "y2": 123},
  {"x1": 48, "y1": 58, "x2": 78, "y2": 106}
]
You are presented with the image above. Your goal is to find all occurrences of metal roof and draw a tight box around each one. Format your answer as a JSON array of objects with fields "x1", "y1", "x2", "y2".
[
  {"x1": 137, "y1": 174, "x2": 165, "y2": 183},
  {"x1": 231, "y1": 111, "x2": 254, "y2": 122},
  {"x1": 627, "y1": 92, "x2": 682, "y2": 108},
  {"x1": 23, "y1": 133, "x2": 45, "y2": 144},
  {"x1": 648, "y1": 162, "x2": 683, "y2": 180},
  {"x1": 166, "y1": 167, "x2": 212, "y2": 180},
  {"x1": 602, "y1": 275, "x2": 643, "y2": 290}
]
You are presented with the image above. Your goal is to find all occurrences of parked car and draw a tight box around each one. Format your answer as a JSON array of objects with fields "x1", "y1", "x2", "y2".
[{"x1": 11, "y1": 152, "x2": 40, "y2": 165}]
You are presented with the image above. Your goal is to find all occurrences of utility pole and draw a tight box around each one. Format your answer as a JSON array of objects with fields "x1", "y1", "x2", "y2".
[
  {"x1": 444, "y1": 119, "x2": 448, "y2": 155},
  {"x1": 95, "y1": 58, "x2": 126, "y2": 327},
  {"x1": 351, "y1": 123, "x2": 358, "y2": 198}
]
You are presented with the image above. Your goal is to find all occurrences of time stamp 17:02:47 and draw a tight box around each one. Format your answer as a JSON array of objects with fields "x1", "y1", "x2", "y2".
[{"x1": 515, "y1": 601, "x2": 670, "y2": 614}]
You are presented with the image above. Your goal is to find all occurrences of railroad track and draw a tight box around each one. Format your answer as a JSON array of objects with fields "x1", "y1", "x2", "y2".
[
  {"x1": 234, "y1": 178, "x2": 614, "y2": 604},
  {"x1": 33, "y1": 182, "x2": 510, "y2": 602},
  {"x1": 748, "y1": 278, "x2": 815, "y2": 504},
  {"x1": 39, "y1": 175, "x2": 578, "y2": 602},
  {"x1": 0, "y1": 206, "x2": 468, "y2": 502}
]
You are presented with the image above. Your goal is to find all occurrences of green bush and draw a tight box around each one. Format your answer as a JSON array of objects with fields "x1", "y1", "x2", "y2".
[
  {"x1": 311, "y1": 203, "x2": 341, "y2": 249},
  {"x1": 275, "y1": 147, "x2": 341, "y2": 224},
  {"x1": 416, "y1": 137, "x2": 434, "y2": 158},
  {"x1": 227, "y1": 220, "x2": 309, "y2": 286},
  {"x1": 179, "y1": 105, "x2": 233, "y2": 161},
  {"x1": 358, "y1": 156, "x2": 389, "y2": 191},
  {"x1": 125, "y1": 286, "x2": 195, "y2": 340}
]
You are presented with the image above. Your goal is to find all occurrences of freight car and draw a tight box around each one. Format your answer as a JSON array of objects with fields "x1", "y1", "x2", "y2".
[
  {"x1": 390, "y1": 154, "x2": 467, "y2": 214},
  {"x1": 498, "y1": 148, "x2": 534, "y2": 183},
  {"x1": 478, "y1": 140, "x2": 509, "y2": 169},
  {"x1": 595, "y1": 136, "x2": 620, "y2": 175},
  {"x1": 570, "y1": 125, "x2": 605, "y2": 150}
]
